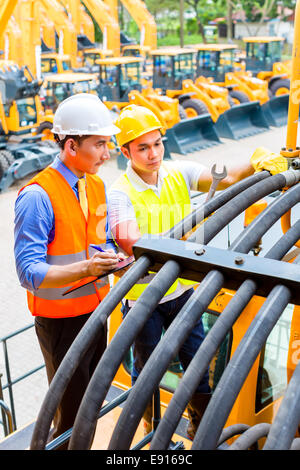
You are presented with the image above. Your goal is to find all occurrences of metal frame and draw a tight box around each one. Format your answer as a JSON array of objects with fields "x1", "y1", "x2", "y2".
[{"x1": 0, "y1": 323, "x2": 45, "y2": 436}]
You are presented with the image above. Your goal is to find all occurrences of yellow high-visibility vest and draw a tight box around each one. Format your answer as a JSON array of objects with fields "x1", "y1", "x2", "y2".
[{"x1": 112, "y1": 163, "x2": 197, "y2": 300}]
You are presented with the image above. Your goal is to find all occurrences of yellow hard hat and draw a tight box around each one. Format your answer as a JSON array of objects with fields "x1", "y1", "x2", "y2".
[{"x1": 114, "y1": 104, "x2": 163, "y2": 147}]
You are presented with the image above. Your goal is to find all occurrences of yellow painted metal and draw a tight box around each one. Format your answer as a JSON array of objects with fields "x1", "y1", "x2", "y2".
[
  {"x1": 60, "y1": 0, "x2": 95, "y2": 45},
  {"x1": 0, "y1": 17, "x2": 23, "y2": 66},
  {"x1": 190, "y1": 43, "x2": 237, "y2": 52},
  {"x1": 96, "y1": 56, "x2": 144, "y2": 66},
  {"x1": 38, "y1": 0, "x2": 78, "y2": 68},
  {"x1": 43, "y1": 72, "x2": 98, "y2": 84},
  {"x1": 151, "y1": 47, "x2": 197, "y2": 56},
  {"x1": 128, "y1": 88, "x2": 181, "y2": 130},
  {"x1": 81, "y1": 0, "x2": 120, "y2": 56},
  {"x1": 13, "y1": 1, "x2": 43, "y2": 77},
  {"x1": 39, "y1": 5, "x2": 56, "y2": 50},
  {"x1": 243, "y1": 36, "x2": 285, "y2": 44},
  {"x1": 104, "y1": 0, "x2": 157, "y2": 50},
  {"x1": 283, "y1": 0, "x2": 300, "y2": 155},
  {"x1": 0, "y1": 0, "x2": 19, "y2": 35},
  {"x1": 108, "y1": 282, "x2": 300, "y2": 444}
]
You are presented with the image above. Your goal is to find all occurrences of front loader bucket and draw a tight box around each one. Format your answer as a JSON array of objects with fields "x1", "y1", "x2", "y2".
[
  {"x1": 165, "y1": 114, "x2": 221, "y2": 155},
  {"x1": 261, "y1": 95, "x2": 289, "y2": 127},
  {"x1": 215, "y1": 101, "x2": 270, "y2": 140}
]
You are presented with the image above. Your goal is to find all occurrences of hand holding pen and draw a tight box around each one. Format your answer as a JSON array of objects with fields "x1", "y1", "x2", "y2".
[
  {"x1": 88, "y1": 244, "x2": 126, "y2": 277},
  {"x1": 87, "y1": 244, "x2": 119, "y2": 277}
]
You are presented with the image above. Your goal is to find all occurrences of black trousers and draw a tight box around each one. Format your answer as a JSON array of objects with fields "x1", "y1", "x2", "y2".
[{"x1": 35, "y1": 313, "x2": 107, "y2": 449}]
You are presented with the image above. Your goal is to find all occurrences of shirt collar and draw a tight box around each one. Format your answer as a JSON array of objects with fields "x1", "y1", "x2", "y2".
[
  {"x1": 51, "y1": 155, "x2": 81, "y2": 190},
  {"x1": 126, "y1": 160, "x2": 168, "y2": 192}
]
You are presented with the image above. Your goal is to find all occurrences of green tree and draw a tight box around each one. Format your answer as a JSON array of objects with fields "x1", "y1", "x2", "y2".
[{"x1": 185, "y1": 0, "x2": 226, "y2": 42}]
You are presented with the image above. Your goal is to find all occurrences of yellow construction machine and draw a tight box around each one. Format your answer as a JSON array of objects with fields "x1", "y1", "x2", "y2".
[
  {"x1": 104, "y1": 0, "x2": 157, "y2": 51},
  {"x1": 21, "y1": 0, "x2": 300, "y2": 450},
  {"x1": 96, "y1": 55, "x2": 221, "y2": 156},
  {"x1": 60, "y1": 0, "x2": 118, "y2": 69},
  {"x1": 41, "y1": 72, "x2": 100, "y2": 112},
  {"x1": 78, "y1": 0, "x2": 121, "y2": 57},
  {"x1": 193, "y1": 42, "x2": 290, "y2": 128},
  {"x1": 242, "y1": 36, "x2": 291, "y2": 96},
  {"x1": 0, "y1": 62, "x2": 58, "y2": 191},
  {"x1": 150, "y1": 47, "x2": 270, "y2": 141}
]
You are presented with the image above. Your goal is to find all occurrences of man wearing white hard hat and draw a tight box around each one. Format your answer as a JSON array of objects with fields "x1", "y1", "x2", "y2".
[{"x1": 14, "y1": 94, "x2": 123, "y2": 448}]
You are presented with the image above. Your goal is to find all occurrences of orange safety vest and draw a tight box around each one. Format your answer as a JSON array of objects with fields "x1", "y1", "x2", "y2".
[{"x1": 19, "y1": 167, "x2": 110, "y2": 318}]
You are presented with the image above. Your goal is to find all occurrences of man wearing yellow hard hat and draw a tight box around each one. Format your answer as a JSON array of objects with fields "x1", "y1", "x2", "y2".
[{"x1": 108, "y1": 104, "x2": 285, "y2": 440}]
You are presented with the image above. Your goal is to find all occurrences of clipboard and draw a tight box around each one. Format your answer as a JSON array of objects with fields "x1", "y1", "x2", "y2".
[{"x1": 62, "y1": 255, "x2": 135, "y2": 296}]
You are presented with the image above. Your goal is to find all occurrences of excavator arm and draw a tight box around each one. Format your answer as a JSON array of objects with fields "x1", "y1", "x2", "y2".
[
  {"x1": 0, "y1": 0, "x2": 19, "y2": 36},
  {"x1": 81, "y1": 0, "x2": 120, "y2": 56},
  {"x1": 38, "y1": 0, "x2": 78, "y2": 67},
  {"x1": 105, "y1": 0, "x2": 157, "y2": 50}
]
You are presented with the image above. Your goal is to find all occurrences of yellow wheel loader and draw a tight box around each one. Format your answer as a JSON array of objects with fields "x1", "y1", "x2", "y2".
[
  {"x1": 96, "y1": 55, "x2": 221, "y2": 156},
  {"x1": 242, "y1": 36, "x2": 291, "y2": 96},
  {"x1": 150, "y1": 47, "x2": 270, "y2": 141},
  {"x1": 194, "y1": 41, "x2": 290, "y2": 128}
]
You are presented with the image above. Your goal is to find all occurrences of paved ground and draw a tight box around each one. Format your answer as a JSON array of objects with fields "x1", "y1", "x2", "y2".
[{"x1": 0, "y1": 124, "x2": 289, "y2": 441}]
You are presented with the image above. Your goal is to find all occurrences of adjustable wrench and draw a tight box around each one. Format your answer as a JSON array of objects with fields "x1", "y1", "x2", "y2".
[{"x1": 205, "y1": 163, "x2": 228, "y2": 202}]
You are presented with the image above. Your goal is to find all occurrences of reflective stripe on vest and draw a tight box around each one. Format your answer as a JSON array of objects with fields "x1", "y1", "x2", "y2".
[
  {"x1": 19, "y1": 167, "x2": 110, "y2": 318},
  {"x1": 111, "y1": 162, "x2": 197, "y2": 301}
]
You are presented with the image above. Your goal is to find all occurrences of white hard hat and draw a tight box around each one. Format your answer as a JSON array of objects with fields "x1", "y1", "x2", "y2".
[{"x1": 52, "y1": 93, "x2": 120, "y2": 138}]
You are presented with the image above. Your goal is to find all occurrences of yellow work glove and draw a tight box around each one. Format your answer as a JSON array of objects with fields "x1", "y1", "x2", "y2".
[{"x1": 250, "y1": 146, "x2": 288, "y2": 175}]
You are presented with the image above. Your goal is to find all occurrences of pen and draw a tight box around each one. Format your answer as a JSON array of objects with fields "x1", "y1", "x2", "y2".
[{"x1": 90, "y1": 244, "x2": 106, "y2": 252}]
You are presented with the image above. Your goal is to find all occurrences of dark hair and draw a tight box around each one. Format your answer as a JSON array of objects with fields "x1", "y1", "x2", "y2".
[{"x1": 54, "y1": 134, "x2": 91, "y2": 150}]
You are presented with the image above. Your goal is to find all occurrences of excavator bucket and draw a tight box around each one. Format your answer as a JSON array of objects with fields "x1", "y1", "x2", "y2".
[
  {"x1": 215, "y1": 101, "x2": 270, "y2": 140},
  {"x1": 165, "y1": 114, "x2": 221, "y2": 155},
  {"x1": 261, "y1": 94, "x2": 289, "y2": 127}
]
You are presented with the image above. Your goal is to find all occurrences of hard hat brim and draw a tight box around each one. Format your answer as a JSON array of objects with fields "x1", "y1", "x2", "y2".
[
  {"x1": 117, "y1": 125, "x2": 163, "y2": 147},
  {"x1": 52, "y1": 123, "x2": 120, "y2": 136}
]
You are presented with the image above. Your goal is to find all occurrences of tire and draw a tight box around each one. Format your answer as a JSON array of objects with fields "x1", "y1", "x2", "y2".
[
  {"x1": 0, "y1": 152, "x2": 10, "y2": 181},
  {"x1": 181, "y1": 98, "x2": 209, "y2": 119},
  {"x1": 0, "y1": 149, "x2": 14, "y2": 165},
  {"x1": 228, "y1": 95, "x2": 235, "y2": 107},
  {"x1": 36, "y1": 121, "x2": 54, "y2": 141},
  {"x1": 178, "y1": 104, "x2": 187, "y2": 120},
  {"x1": 229, "y1": 89, "x2": 250, "y2": 105},
  {"x1": 269, "y1": 78, "x2": 290, "y2": 97}
]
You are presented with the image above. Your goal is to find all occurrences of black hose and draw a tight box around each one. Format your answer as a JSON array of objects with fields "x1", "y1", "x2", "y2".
[
  {"x1": 30, "y1": 173, "x2": 268, "y2": 449},
  {"x1": 150, "y1": 185, "x2": 300, "y2": 450},
  {"x1": 229, "y1": 183, "x2": 300, "y2": 253},
  {"x1": 189, "y1": 172, "x2": 292, "y2": 244},
  {"x1": 68, "y1": 260, "x2": 182, "y2": 450},
  {"x1": 107, "y1": 175, "x2": 300, "y2": 450},
  {"x1": 228, "y1": 423, "x2": 271, "y2": 450},
  {"x1": 217, "y1": 424, "x2": 250, "y2": 447},
  {"x1": 150, "y1": 279, "x2": 256, "y2": 450},
  {"x1": 30, "y1": 256, "x2": 151, "y2": 449},
  {"x1": 168, "y1": 172, "x2": 270, "y2": 240},
  {"x1": 263, "y1": 352, "x2": 300, "y2": 449},
  {"x1": 192, "y1": 283, "x2": 294, "y2": 450},
  {"x1": 107, "y1": 271, "x2": 224, "y2": 450},
  {"x1": 67, "y1": 174, "x2": 270, "y2": 449},
  {"x1": 290, "y1": 439, "x2": 300, "y2": 450}
]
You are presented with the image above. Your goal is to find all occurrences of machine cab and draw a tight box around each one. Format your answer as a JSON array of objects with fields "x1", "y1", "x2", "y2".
[
  {"x1": 243, "y1": 37, "x2": 284, "y2": 74},
  {"x1": 96, "y1": 57, "x2": 143, "y2": 103},
  {"x1": 193, "y1": 44, "x2": 237, "y2": 82},
  {"x1": 151, "y1": 48, "x2": 196, "y2": 91}
]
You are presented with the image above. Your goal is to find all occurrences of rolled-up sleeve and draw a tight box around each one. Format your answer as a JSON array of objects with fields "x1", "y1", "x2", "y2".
[{"x1": 14, "y1": 185, "x2": 54, "y2": 291}]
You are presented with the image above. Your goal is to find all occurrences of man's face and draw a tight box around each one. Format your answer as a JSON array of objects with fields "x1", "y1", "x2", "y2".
[
  {"x1": 123, "y1": 130, "x2": 164, "y2": 175},
  {"x1": 71, "y1": 135, "x2": 111, "y2": 175}
]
